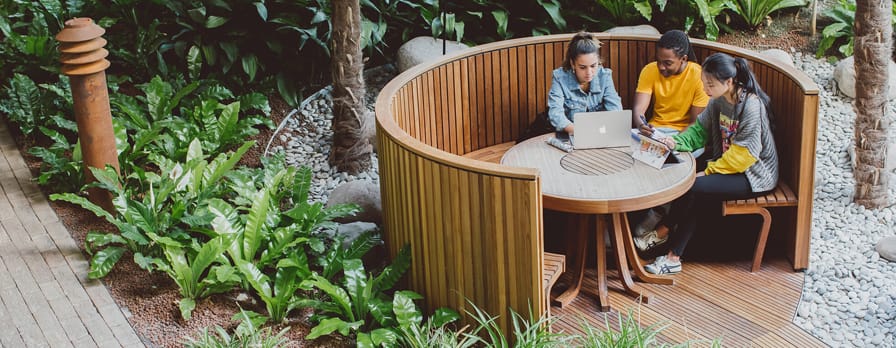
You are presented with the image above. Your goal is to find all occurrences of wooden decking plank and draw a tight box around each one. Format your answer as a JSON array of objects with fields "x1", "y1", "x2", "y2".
[{"x1": 550, "y1": 257, "x2": 822, "y2": 347}]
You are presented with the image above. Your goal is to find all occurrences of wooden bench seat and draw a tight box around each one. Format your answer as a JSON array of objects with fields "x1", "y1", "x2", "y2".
[
  {"x1": 542, "y1": 252, "x2": 565, "y2": 316},
  {"x1": 462, "y1": 141, "x2": 516, "y2": 164},
  {"x1": 722, "y1": 182, "x2": 798, "y2": 273}
]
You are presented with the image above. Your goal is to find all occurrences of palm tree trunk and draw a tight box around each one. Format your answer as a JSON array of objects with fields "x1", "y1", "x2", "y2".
[
  {"x1": 853, "y1": 0, "x2": 892, "y2": 208},
  {"x1": 329, "y1": 0, "x2": 372, "y2": 174}
]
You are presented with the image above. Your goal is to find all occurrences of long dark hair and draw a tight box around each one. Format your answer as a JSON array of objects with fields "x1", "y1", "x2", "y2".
[
  {"x1": 563, "y1": 32, "x2": 601, "y2": 71},
  {"x1": 702, "y1": 52, "x2": 773, "y2": 126},
  {"x1": 657, "y1": 30, "x2": 697, "y2": 62}
]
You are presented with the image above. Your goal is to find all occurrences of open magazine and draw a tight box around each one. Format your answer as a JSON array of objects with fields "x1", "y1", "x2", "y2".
[{"x1": 631, "y1": 132, "x2": 677, "y2": 169}]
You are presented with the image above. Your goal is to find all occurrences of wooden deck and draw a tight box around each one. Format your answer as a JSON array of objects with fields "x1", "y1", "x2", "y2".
[{"x1": 549, "y1": 257, "x2": 825, "y2": 347}]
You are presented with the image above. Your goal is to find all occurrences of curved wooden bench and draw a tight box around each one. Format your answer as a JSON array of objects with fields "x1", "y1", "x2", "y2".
[{"x1": 375, "y1": 33, "x2": 818, "y2": 333}]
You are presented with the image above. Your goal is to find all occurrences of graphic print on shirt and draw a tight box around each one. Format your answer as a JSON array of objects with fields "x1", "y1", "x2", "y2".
[{"x1": 719, "y1": 113, "x2": 739, "y2": 153}]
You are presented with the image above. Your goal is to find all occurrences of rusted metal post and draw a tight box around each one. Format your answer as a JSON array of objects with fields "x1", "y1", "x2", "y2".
[{"x1": 56, "y1": 18, "x2": 119, "y2": 212}]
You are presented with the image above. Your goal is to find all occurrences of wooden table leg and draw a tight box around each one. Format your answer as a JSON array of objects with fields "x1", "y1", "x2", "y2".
[
  {"x1": 609, "y1": 213, "x2": 653, "y2": 303},
  {"x1": 552, "y1": 214, "x2": 588, "y2": 308},
  {"x1": 594, "y1": 215, "x2": 610, "y2": 311},
  {"x1": 614, "y1": 212, "x2": 675, "y2": 286}
]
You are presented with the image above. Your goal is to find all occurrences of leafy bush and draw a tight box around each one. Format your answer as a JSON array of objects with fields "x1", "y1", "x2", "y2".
[
  {"x1": 111, "y1": 76, "x2": 272, "y2": 169},
  {"x1": 815, "y1": 0, "x2": 896, "y2": 58},
  {"x1": 28, "y1": 125, "x2": 82, "y2": 192},
  {"x1": 183, "y1": 309, "x2": 289, "y2": 348},
  {"x1": 465, "y1": 301, "x2": 574, "y2": 348},
  {"x1": 299, "y1": 246, "x2": 412, "y2": 341},
  {"x1": 50, "y1": 140, "x2": 254, "y2": 279},
  {"x1": 728, "y1": 0, "x2": 806, "y2": 30},
  {"x1": 0, "y1": 74, "x2": 72, "y2": 136}
]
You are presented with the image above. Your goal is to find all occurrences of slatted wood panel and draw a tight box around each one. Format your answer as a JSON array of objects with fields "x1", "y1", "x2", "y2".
[
  {"x1": 550, "y1": 258, "x2": 826, "y2": 347},
  {"x1": 726, "y1": 182, "x2": 798, "y2": 208},
  {"x1": 376, "y1": 126, "x2": 544, "y2": 334},
  {"x1": 375, "y1": 33, "x2": 818, "y2": 336}
]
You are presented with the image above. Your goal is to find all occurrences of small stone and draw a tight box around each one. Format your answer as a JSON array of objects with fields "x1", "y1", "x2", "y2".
[{"x1": 875, "y1": 235, "x2": 896, "y2": 261}]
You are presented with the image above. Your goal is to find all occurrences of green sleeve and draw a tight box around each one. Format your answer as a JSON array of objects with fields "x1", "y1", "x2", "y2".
[{"x1": 672, "y1": 122, "x2": 707, "y2": 152}]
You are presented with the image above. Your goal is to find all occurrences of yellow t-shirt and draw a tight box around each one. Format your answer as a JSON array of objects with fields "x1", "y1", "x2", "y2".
[{"x1": 635, "y1": 62, "x2": 710, "y2": 131}]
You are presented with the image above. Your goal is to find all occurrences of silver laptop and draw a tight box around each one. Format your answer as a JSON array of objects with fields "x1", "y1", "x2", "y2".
[{"x1": 572, "y1": 110, "x2": 632, "y2": 149}]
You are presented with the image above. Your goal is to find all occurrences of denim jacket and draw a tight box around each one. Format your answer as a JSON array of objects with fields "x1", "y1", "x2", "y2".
[{"x1": 547, "y1": 67, "x2": 622, "y2": 131}]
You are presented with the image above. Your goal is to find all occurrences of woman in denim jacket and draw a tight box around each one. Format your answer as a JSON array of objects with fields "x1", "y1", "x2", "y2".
[{"x1": 547, "y1": 32, "x2": 623, "y2": 135}]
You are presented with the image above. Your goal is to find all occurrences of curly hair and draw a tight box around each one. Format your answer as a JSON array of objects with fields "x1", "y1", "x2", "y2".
[{"x1": 657, "y1": 30, "x2": 696, "y2": 61}]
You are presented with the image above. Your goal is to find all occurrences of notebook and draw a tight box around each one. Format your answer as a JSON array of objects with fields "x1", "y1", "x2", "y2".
[{"x1": 572, "y1": 110, "x2": 633, "y2": 149}]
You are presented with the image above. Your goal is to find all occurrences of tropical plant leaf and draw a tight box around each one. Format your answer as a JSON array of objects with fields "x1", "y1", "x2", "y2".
[
  {"x1": 431, "y1": 307, "x2": 461, "y2": 327},
  {"x1": 393, "y1": 290, "x2": 422, "y2": 328},
  {"x1": 88, "y1": 246, "x2": 126, "y2": 279},
  {"x1": 306, "y1": 317, "x2": 362, "y2": 340},
  {"x1": 373, "y1": 245, "x2": 411, "y2": 293},
  {"x1": 180, "y1": 298, "x2": 196, "y2": 321}
]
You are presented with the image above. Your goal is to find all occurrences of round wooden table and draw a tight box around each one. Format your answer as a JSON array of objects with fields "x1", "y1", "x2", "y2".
[{"x1": 501, "y1": 133, "x2": 695, "y2": 311}]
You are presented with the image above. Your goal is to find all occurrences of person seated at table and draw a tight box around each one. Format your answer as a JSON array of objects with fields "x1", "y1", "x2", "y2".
[
  {"x1": 634, "y1": 52, "x2": 779, "y2": 275},
  {"x1": 633, "y1": 30, "x2": 709, "y2": 138},
  {"x1": 547, "y1": 32, "x2": 622, "y2": 135}
]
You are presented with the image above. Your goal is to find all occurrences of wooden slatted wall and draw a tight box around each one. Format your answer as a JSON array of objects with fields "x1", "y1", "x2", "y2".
[{"x1": 374, "y1": 34, "x2": 819, "y2": 334}]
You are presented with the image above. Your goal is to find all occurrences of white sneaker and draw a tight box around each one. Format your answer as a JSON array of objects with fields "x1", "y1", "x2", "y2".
[
  {"x1": 633, "y1": 230, "x2": 668, "y2": 252},
  {"x1": 644, "y1": 255, "x2": 682, "y2": 275}
]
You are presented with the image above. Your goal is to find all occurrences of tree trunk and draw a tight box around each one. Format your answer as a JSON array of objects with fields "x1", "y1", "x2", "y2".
[
  {"x1": 329, "y1": 0, "x2": 372, "y2": 174},
  {"x1": 853, "y1": 0, "x2": 892, "y2": 208}
]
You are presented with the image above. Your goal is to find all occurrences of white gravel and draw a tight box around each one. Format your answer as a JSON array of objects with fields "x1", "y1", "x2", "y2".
[
  {"x1": 792, "y1": 52, "x2": 896, "y2": 347},
  {"x1": 276, "y1": 56, "x2": 896, "y2": 346}
]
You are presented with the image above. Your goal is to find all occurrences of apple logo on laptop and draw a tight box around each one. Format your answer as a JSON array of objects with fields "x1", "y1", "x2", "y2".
[{"x1": 599, "y1": 125, "x2": 606, "y2": 134}]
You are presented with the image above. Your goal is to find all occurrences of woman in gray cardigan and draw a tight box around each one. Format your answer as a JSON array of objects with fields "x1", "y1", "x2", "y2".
[{"x1": 634, "y1": 52, "x2": 779, "y2": 275}]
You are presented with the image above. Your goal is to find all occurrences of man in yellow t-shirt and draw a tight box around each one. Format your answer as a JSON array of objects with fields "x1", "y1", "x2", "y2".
[{"x1": 633, "y1": 30, "x2": 709, "y2": 137}]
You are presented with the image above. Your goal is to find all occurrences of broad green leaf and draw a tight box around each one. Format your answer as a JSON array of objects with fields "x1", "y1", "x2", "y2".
[
  {"x1": 342, "y1": 258, "x2": 366, "y2": 302},
  {"x1": 241, "y1": 55, "x2": 258, "y2": 81},
  {"x1": 192, "y1": 236, "x2": 226, "y2": 281},
  {"x1": 186, "y1": 138, "x2": 203, "y2": 163},
  {"x1": 431, "y1": 307, "x2": 461, "y2": 327},
  {"x1": 537, "y1": 0, "x2": 566, "y2": 30},
  {"x1": 179, "y1": 298, "x2": 196, "y2": 320},
  {"x1": 50, "y1": 193, "x2": 116, "y2": 224},
  {"x1": 84, "y1": 232, "x2": 126, "y2": 254},
  {"x1": 205, "y1": 15, "x2": 228, "y2": 29},
  {"x1": 491, "y1": 10, "x2": 508, "y2": 38},
  {"x1": 306, "y1": 317, "x2": 362, "y2": 339},
  {"x1": 634, "y1": 0, "x2": 653, "y2": 21},
  {"x1": 368, "y1": 328, "x2": 398, "y2": 347},
  {"x1": 306, "y1": 275, "x2": 353, "y2": 320},
  {"x1": 373, "y1": 245, "x2": 411, "y2": 293},
  {"x1": 88, "y1": 246, "x2": 125, "y2": 279},
  {"x1": 217, "y1": 102, "x2": 240, "y2": 141},
  {"x1": 253, "y1": 2, "x2": 268, "y2": 21},
  {"x1": 393, "y1": 291, "x2": 422, "y2": 328},
  {"x1": 822, "y1": 22, "x2": 849, "y2": 37},
  {"x1": 237, "y1": 260, "x2": 272, "y2": 300},
  {"x1": 206, "y1": 140, "x2": 254, "y2": 187},
  {"x1": 187, "y1": 46, "x2": 201, "y2": 80}
]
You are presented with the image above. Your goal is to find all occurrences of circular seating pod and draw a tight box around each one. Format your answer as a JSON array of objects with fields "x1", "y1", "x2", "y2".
[{"x1": 374, "y1": 33, "x2": 818, "y2": 331}]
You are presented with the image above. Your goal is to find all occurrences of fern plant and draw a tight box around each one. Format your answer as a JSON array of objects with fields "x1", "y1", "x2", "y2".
[
  {"x1": 816, "y1": 0, "x2": 896, "y2": 58},
  {"x1": 299, "y1": 245, "x2": 412, "y2": 341},
  {"x1": 50, "y1": 140, "x2": 254, "y2": 279},
  {"x1": 729, "y1": 0, "x2": 806, "y2": 29}
]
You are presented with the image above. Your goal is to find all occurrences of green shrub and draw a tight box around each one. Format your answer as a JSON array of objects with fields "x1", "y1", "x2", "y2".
[
  {"x1": 816, "y1": 0, "x2": 896, "y2": 58},
  {"x1": 183, "y1": 309, "x2": 289, "y2": 348},
  {"x1": 728, "y1": 0, "x2": 806, "y2": 30}
]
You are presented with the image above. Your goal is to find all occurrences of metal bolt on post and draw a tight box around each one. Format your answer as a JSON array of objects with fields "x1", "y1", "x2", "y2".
[{"x1": 56, "y1": 17, "x2": 119, "y2": 213}]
